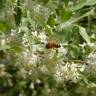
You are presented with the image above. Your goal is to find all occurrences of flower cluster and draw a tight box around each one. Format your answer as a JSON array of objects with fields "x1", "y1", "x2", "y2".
[{"x1": 54, "y1": 62, "x2": 83, "y2": 83}]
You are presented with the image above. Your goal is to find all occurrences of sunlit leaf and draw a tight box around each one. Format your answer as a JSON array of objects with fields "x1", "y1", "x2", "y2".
[
  {"x1": 85, "y1": 0, "x2": 96, "y2": 5},
  {"x1": 78, "y1": 25, "x2": 90, "y2": 45},
  {"x1": 44, "y1": 25, "x2": 54, "y2": 36},
  {"x1": 0, "y1": 45, "x2": 10, "y2": 50},
  {"x1": 57, "y1": 8, "x2": 94, "y2": 31},
  {"x1": 47, "y1": 15, "x2": 57, "y2": 27},
  {"x1": 71, "y1": 0, "x2": 96, "y2": 11}
]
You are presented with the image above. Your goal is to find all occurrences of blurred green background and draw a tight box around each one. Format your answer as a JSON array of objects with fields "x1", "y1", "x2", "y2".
[{"x1": 0, "y1": 0, "x2": 96, "y2": 96}]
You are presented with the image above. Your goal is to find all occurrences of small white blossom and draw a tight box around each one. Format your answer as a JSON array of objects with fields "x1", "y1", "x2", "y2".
[
  {"x1": 30, "y1": 82, "x2": 34, "y2": 89},
  {"x1": 38, "y1": 32, "x2": 47, "y2": 43},
  {"x1": 34, "y1": 4, "x2": 41, "y2": 13},
  {"x1": 86, "y1": 52, "x2": 96, "y2": 76},
  {"x1": 68, "y1": 1, "x2": 74, "y2": 6},
  {"x1": 87, "y1": 52, "x2": 96, "y2": 64},
  {"x1": 17, "y1": 68, "x2": 28, "y2": 79},
  {"x1": 31, "y1": 31, "x2": 38, "y2": 37},
  {"x1": 40, "y1": 65, "x2": 49, "y2": 72},
  {"x1": 79, "y1": 43, "x2": 86, "y2": 48},
  {"x1": 89, "y1": 43, "x2": 95, "y2": 47},
  {"x1": 29, "y1": 54, "x2": 38, "y2": 64},
  {"x1": 54, "y1": 62, "x2": 82, "y2": 82},
  {"x1": 0, "y1": 64, "x2": 5, "y2": 71},
  {"x1": 1, "y1": 39, "x2": 6, "y2": 45},
  {"x1": 10, "y1": 29, "x2": 16, "y2": 36}
]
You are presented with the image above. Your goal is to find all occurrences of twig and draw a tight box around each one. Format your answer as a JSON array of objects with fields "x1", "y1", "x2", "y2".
[{"x1": 63, "y1": 59, "x2": 89, "y2": 65}]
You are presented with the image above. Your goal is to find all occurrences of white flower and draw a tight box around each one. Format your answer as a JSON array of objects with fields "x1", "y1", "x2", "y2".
[
  {"x1": 86, "y1": 52, "x2": 96, "y2": 76},
  {"x1": 79, "y1": 43, "x2": 86, "y2": 48},
  {"x1": 68, "y1": 1, "x2": 74, "y2": 6},
  {"x1": 34, "y1": 4, "x2": 41, "y2": 13},
  {"x1": 10, "y1": 29, "x2": 16, "y2": 36},
  {"x1": 17, "y1": 68, "x2": 28, "y2": 79},
  {"x1": 1, "y1": 39, "x2": 6, "y2": 45},
  {"x1": 0, "y1": 64, "x2": 5, "y2": 71},
  {"x1": 87, "y1": 52, "x2": 96, "y2": 64},
  {"x1": 31, "y1": 45, "x2": 38, "y2": 52},
  {"x1": 30, "y1": 83, "x2": 34, "y2": 89},
  {"x1": 40, "y1": 65, "x2": 49, "y2": 72},
  {"x1": 32, "y1": 31, "x2": 38, "y2": 37},
  {"x1": 54, "y1": 62, "x2": 82, "y2": 82},
  {"x1": 89, "y1": 43, "x2": 95, "y2": 47},
  {"x1": 38, "y1": 32, "x2": 47, "y2": 43},
  {"x1": 29, "y1": 54, "x2": 38, "y2": 64}
]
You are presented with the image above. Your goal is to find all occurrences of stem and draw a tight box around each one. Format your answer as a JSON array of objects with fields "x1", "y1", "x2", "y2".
[
  {"x1": 88, "y1": 15, "x2": 91, "y2": 32},
  {"x1": 63, "y1": 59, "x2": 89, "y2": 64}
]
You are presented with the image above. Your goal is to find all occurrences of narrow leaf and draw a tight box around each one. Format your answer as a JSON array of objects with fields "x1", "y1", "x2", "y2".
[
  {"x1": 78, "y1": 26, "x2": 90, "y2": 45},
  {"x1": 57, "y1": 8, "x2": 94, "y2": 31},
  {"x1": 14, "y1": 0, "x2": 22, "y2": 26}
]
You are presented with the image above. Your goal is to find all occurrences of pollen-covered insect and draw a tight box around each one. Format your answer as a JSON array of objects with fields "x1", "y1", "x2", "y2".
[{"x1": 45, "y1": 41, "x2": 60, "y2": 49}]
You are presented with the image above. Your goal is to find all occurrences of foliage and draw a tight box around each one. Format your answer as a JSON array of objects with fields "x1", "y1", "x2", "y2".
[{"x1": 0, "y1": 0, "x2": 96, "y2": 96}]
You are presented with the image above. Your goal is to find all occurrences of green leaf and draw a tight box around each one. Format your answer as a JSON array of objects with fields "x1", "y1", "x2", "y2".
[
  {"x1": 0, "y1": 21, "x2": 10, "y2": 32},
  {"x1": 26, "y1": 31, "x2": 33, "y2": 50},
  {"x1": 35, "y1": 14, "x2": 46, "y2": 27},
  {"x1": 85, "y1": 0, "x2": 96, "y2": 6},
  {"x1": 14, "y1": 6, "x2": 22, "y2": 26},
  {"x1": 44, "y1": 25, "x2": 54, "y2": 36},
  {"x1": 71, "y1": 0, "x2": 96, "y2": 11},
  {"x1": 56, "y1": 7, "x2": 72, "y2": 22},
  {"x1": 56, "y1": 25, "x2": 73, "y2": 43},
  {"x1": 0, "y1": 45, "x2": 10, "y2": 50},
  {"x1": 0, "y1": 0, "x2": 6, "y2": 10},
  {"x1": 78, "y1": 26, "x2": 90, "y2": 45},
  {"x1": 83, "y1": 78, "x2": 96, "y2": 88},
  {"x1": 57, "y1": 8, "x2": 94, "y2": 31},
  {"x1": 67, "y1": 44, "x2": 80, "y2": 59},
  {"x1": 11, "y1": 45, "x2": 23, "y2": 53},
  {"x1": 14, "y1": 0, "x2": 22, "y2": 26},
  {"x1": 47, "y1": 15, "x2": 57, "y2": 27}
]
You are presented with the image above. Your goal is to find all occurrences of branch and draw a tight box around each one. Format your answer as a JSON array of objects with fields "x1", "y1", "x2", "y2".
[{"x1": 63, "y1": 59, "x2": 89, "y2": 65}]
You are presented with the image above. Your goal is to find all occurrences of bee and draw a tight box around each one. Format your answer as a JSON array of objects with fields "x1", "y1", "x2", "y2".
[{"x1": 45, "y1": 41, "x2": 60, "y2": 49}]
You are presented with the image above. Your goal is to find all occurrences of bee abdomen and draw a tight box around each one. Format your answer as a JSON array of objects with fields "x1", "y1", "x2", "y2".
[{"x1": 45, "y1": 42, "x2": 60, "y2": 49}]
